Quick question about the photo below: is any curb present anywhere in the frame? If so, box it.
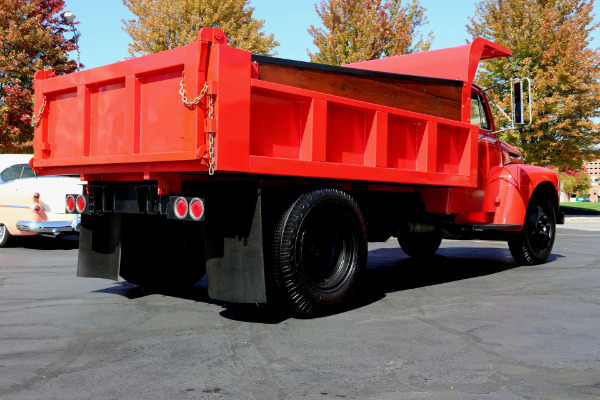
[560,206,600,216]
[564,216,600,222]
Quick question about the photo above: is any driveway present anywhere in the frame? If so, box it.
[1,219,599,399]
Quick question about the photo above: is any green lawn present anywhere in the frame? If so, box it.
[560,202,600,212]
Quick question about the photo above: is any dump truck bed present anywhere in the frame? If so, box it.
[33,28,480,188]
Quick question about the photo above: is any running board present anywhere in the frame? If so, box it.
[458,224,522,232]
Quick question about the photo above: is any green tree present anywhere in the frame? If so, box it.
[308,0,433,65]
[0,0,78,153]
[122,0,279,57]
[557,166,592,198]
[467,0,600,170]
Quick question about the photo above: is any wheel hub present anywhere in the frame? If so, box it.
[302,220,350,291]
[529,206,552,251]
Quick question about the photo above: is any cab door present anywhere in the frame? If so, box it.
[458,87,502,223]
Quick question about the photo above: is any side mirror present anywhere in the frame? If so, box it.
[484,77,533,133]
[513,80,524,125]
[511,78,531,127]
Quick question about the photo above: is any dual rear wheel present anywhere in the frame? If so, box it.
[116,188,369,318]
[271,188,368,317]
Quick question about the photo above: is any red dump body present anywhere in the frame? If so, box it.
[33,31,492,191]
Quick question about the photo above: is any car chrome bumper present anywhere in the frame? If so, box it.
[17,215,81,235]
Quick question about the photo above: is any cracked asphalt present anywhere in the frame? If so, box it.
[1,219,599,400]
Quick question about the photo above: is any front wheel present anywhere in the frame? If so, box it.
[0,224,11,248]
[272,188,367,317]
[508,196,556,265]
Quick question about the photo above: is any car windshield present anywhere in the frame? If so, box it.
[0,164,36,182]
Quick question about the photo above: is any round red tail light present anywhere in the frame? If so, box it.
[174,197,188,219]
[33,192,40,200]
[76,195,86,213]
[33,205,41,213]
[66,195,76,213]
[189,198,204,220]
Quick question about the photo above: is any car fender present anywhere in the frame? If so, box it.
[0,189,47,236]
[492,164,559,226]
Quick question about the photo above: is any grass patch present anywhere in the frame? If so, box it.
[560,202,600,212]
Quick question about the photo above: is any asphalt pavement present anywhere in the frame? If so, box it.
[0,218,599,399]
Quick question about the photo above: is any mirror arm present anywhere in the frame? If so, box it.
[522,77,533,128]
[482,77,533,134]
[483,83,503,92]
[484,92,514,129]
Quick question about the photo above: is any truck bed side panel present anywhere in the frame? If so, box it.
[34,42,210,169]
[247,79,479,187]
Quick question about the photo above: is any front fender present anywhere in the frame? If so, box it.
[493,164,559,226]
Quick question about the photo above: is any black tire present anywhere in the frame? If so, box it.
[397,231,442,257]
[508,195,556,265]
[0,224,11,248]
[272,188,367,317]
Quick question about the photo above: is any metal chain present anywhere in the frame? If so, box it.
[179,72,209,108]
[208,93,214,119]
[179,72,215,175]
[31,97,47,128]
[207,95,215,175]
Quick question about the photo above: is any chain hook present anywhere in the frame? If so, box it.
[31,97,47,128]
[179,72,209,108]
[207,95,215,175]
[179,72,215,175]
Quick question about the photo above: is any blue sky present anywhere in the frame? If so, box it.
[64,0,600,69]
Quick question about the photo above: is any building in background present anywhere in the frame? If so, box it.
[585,160,600,202]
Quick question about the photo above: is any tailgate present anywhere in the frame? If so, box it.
[32,28,238,177]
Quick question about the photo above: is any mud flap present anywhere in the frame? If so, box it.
[204,185,266,304]
[77,213,122,281]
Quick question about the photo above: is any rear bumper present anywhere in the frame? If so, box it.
[17,215,81,235]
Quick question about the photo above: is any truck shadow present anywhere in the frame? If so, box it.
[96,278,211,303]
[221,246,562,322]
[364,246,516,294]
[16,235,79,250]
[344,246,563,316]
[95,246,563,323]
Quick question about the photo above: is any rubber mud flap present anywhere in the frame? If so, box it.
[204,184,267,304]
[77,213,122,280]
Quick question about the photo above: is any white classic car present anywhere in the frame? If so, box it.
[0,154,84,247]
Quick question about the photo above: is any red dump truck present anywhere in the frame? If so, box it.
[32,28,563,316]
